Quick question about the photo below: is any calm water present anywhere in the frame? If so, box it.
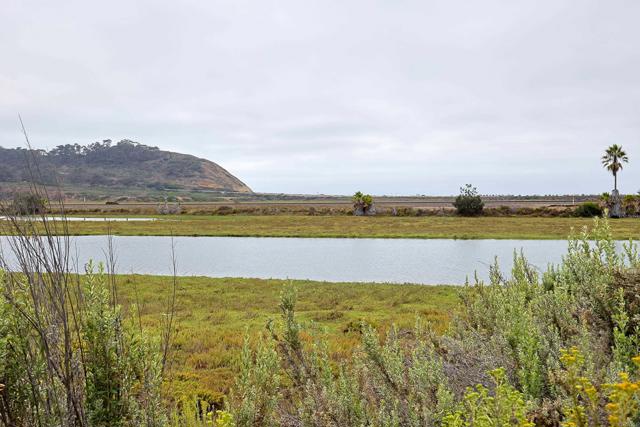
[0,235,585,284]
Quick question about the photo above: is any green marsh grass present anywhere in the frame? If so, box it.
[114,275,458,403]
[8,215,640,239]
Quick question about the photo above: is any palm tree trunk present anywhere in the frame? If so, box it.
[614,172,618,191]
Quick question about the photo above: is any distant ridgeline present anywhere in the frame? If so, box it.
[0,139,251,193]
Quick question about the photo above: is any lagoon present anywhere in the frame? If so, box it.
[0,235,590,284]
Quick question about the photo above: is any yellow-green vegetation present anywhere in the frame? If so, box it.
[8,214,640,239]
[559,347,640,427]
[114,275,458,403]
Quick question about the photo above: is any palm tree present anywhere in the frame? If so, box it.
[352,191,374,215]
[601,144,629,191]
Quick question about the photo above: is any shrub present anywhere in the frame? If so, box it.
[215,206,235,215]
[453,184,484,216]
[0,262,168,427]
[442,368,533,427]
[227,336,280,426]
[0,205,175,427]
[393,206,417,216]
[623,194,638,216]
[558,347,640,427]
[7,192,46,215]
[601,192,613,210]
[493,205,513,216]
[515,207,535,216]
[574,201,603,217]
[353,191,375,216]
[228,217,640,425]
[157,201,182,215]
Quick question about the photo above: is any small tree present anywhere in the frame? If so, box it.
[353,191,374,216]
[453,184,484,216]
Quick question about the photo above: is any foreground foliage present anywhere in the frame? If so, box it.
[0,202,173,427]
[0,264,166,427]
[3,209,640,426]
[226,217,640,426]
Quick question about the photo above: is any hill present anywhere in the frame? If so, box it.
[0,139,252,195]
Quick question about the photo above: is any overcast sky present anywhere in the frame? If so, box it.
[1,1,639,195]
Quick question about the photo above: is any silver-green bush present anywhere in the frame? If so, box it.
[0,263,166,427]
[229,217,640,426]
[0,204,173,427]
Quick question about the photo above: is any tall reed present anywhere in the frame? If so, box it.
[0,123,176,427]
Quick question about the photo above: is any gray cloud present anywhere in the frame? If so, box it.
[1,0,639,195]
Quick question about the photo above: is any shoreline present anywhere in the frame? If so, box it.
[2,214,639,240]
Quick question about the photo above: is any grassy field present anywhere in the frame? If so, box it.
[14,215,640,239]
[115,275,458,404]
